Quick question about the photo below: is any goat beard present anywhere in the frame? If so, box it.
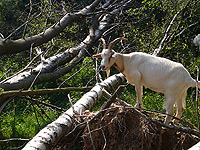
[106,69,110,77]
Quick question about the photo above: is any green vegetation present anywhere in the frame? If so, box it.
[0,0,199,149]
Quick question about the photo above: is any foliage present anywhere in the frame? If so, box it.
[0,0,199,149]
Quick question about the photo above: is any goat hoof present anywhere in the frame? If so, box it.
[172,119,179,125]
[134,104,144,109]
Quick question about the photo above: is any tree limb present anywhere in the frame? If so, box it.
[153,0,192,56]
[0,87,92,99]
[22,73,126,150]
[0,138,30,142]
[0,0,101,56]
[0,0,134,91]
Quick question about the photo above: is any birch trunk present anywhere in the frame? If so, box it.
[188,141,200,150]
[22,73,126,150]
[0,0,129,91]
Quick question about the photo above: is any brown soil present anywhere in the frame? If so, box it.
[55,104,199,150]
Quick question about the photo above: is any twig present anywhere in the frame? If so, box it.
[183,118,199,131]
[87,117,96,150]
[23,96,66,112]
[130,107,200,138]
[176,21,199,37]
[100,123,107,150]
[31,101,41,129]
[153,0,191,56]
[0,86,92,98]
[68,94,77,115]
[96,41,101,83]
[43,1,52,34]
[29,66,42,90]
[0,69,11,81]
[22,0,33,39]
[58,61,92,88]
[196,65,199,129]
[0,97,15,114]
[34,102,51,121]
[4,10,44,41]
[86,69,101,87]
[35,47,45,62]
[153,10,181,56]
[101,85,126,110]
[103,87,133,107]
[0,138,30,142]
[0,53,42,84]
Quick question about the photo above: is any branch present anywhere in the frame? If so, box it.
[0,138,30,142]
[131,107,200,138]
[153,11,181,56]
[153,0,192,56]
[0,52,42,84]
[101,85,126,110]
[23,97,67,112]
[0,0,134,91]
[0,87,92,99]
[0,0,101,56]
[22,73,126,150]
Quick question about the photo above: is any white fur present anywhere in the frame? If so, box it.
[97,51,200,124]
[193,34,200,47]
[193,34,200,50]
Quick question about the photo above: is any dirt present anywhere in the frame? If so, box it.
[55,104,199,150]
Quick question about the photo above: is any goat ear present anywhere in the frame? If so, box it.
[92,54,102,58]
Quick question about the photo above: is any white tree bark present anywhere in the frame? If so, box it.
[0,0,101,56]
[22,73,126,150]
[0,0,133,91]
[188,141,200,150]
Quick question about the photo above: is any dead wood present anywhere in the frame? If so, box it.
[83,106,199,150]
[55,93,200,150]
[22,73,126,150]
[0,0,101,56]
[0,86,92,99]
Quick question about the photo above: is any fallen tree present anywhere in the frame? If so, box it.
[1,0,199,149]
[0,0,101,56]
[79,105,199,150]
[22,72,200,149]
[22,73,126,150]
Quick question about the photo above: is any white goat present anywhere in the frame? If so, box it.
[93,37,200,125]
[193,34,200,50]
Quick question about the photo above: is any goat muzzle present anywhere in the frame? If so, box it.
[100,65,107,71]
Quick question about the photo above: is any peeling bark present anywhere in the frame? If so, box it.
[22,73,126,150]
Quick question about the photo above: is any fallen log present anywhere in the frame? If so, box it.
[22,73,126,150]
[0,86,92,99]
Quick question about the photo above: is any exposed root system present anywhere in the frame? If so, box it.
[55,104,199,150]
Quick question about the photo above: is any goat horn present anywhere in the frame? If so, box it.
[99,38,106,49]
[108,37,128,50]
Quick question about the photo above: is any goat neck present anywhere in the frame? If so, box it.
[112,53,125,73]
